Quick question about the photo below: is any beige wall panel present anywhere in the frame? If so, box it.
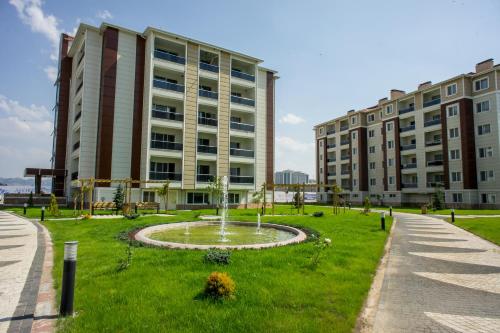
[217,51,231,177]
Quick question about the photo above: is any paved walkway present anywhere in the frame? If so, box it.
[0,212,43,333]
[372,213,500,332]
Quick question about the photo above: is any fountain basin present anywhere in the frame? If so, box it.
[134,221,307,250]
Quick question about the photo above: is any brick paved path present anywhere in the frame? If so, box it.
[0,212,43,333]
[372,213,500,333]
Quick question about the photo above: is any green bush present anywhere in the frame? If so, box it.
[312,211,324,217]
[204,272,235,299]
[204,249,231,265]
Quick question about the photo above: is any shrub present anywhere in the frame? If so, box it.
[204,272,235,299]
[204,249,231,265]
[124,214,139,220]
[81,214,92,220]
[312,211,324,217]
[310,237,332,269]
[48,194,60,216]
[363,197,371,214]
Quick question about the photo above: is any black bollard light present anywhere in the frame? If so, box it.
[134,204,138,214]
[389,206,393,217]
[60,241,78,316]
[23,203,27,215]
[348,202,351,210]
[380,212,386,231]
[451,208,455,223]
[41,206,45,222]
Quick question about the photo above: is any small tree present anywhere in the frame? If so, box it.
[252,183,266,215]
[363,196,371,214]
[156,181,170,212]
[206,177,223,215]
[332,185,342,215]
[48,194,60,216]
[71,190,80,216]
[27,191,34,207]
[432,186,445,211]
[113,184,125,213]
[293,191,303,211]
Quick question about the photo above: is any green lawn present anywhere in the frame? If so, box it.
[357,206,500,216]
[451,217,500,246]
[4,206,161,219]
[44,205,391,332]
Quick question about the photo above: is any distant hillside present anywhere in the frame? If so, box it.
[0,177,52,187]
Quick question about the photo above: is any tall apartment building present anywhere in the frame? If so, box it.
[314,59,500,208]
[274,170,309,185]
[52,23,277,208]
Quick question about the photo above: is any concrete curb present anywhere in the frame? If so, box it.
[355,214,398,333]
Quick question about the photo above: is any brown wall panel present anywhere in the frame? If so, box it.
[440,105,450,189]
[130,36,145,187]
[358,127,368,191]
[381,122,388,191]
[394,118,401,190]
[458,99,477,189]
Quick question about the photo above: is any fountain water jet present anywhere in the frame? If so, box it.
[219,176,229,242]
[256,213,262,234]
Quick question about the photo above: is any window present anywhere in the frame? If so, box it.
[319,127,324,135]
[478,124,491,135]
[385,104,393,115]
[142,191,155,202]
[386,122,393,131]
[197,164,210,175]
[388,158,394,167]
[228,193,240,204]
[198,138,210,146]
[474,77,489,91]
[451,171,462,182]
[369,146,376,154]
[352,132,357,140]
[187,192,209,204]
[446,83,457,96]
[319,141,323,147]
[479,170,494,182]
[389,193,396,198]
[449,128,459,138]
[447,104,459,117]
[353,163,357,171]
[369,162,376,170]
[478,147,493,158]
[319,167,323,174]
[351,116,357,125]
[481,193,496,204]
[352,148,357,155]
[388,176,395,185]
[476,100,490,113]
[452,193,463,203]
[353,179,357,187]
[388,140,394,149]
[450,149,461,160]
[370,178,376,186]
[368,129,375,138]
[368,113,375,122]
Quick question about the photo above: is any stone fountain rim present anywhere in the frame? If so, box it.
[134,221,307,250]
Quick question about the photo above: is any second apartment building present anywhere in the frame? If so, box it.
[315,59,500,208]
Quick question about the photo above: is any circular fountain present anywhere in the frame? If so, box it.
[134,176,307,250]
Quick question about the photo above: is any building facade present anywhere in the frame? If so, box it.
[274,170,309,185]
[314,59,500,208]
[52,23,277,208]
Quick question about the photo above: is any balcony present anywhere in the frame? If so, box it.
[75,81,83,95]
[231,95,255,107]
[400,144,416,151]
[198,116,218,127]
[197,174,215,183]
[72,141,80,152]
[327,129,336,135]
[74,111,82,123]
[340,155,350,161]
[424,118,441,127]
[327,158,336,162]
[340,125,349,132]
[71,172,78,180]
[77,52,85,67]
[197,145,217,154]
[399,106,415,115]
[401,183,418,188]
[230,148,254,158]
[327,144,336,149]
[400,124,416,132]
[423,98,441,108]
[199,62,219,73]
[427,182,444,188]
[427,160,443,167]
[154,49,185,65]
[199,89,218,100]
[425,140,441,147]
[150,140,183,151]
[328,172,336,176]
[231,70,255,82]
[340,139,350,146]
[402,163,417,169]
[341,170,350,175]
[153,79,185,93]
[230,121,255,132]
[152,109,184,122]
[149,171,182,181]
[230,175,254,184]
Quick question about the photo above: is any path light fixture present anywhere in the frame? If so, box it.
[23,203,27,215]
[60,241,78,316]
[380,212,386,231]
[451,209,455,223]
[41,206,45,222]
[389,206,392,217]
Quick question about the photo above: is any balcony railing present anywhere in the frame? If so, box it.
[230,148,254,158]
[153,79,185,93]
[401,183,418,188]
[327,129,336,135]
[72,141,80,152]
[427,160,443,167]
[341,170,350,175]
[402,163,417,169]
[340,139,350,146]
[231,95,255,107]
[199,62,219,73]
[231,70,255,82]
[340,155,350,160]
[327,158,336,162]
[424,118,441,127]
[328,172,336,176]
[152,109,184,122]
[400,144,416,151]
[154,49,186,64]
[230,175,254,184]
[71,172,78,180]
[150,140,183,151]
[399,106,415,115]
[427,181,444,188]
[75,81,83,95]
[340,125,349,131]
[400,124,416,132]
[149,171,182,181]
[327,144,336,149]
[198,116,218,126]
[74,111,81,123]
[423,98,441,108]
[77,52,85,67]
[197,145,217,154]
[199,89,218,99]
[197,174,215,183]
[425,140,441,147]
[230,121,255,132]
[341,186,352,191]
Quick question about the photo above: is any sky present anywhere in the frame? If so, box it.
[0,0,499,179]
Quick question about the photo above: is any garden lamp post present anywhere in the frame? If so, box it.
[41,206,45,222]
[60,241,78,316]
[380,212,386,231]
[451,209,455,223]
[23,203,27,215]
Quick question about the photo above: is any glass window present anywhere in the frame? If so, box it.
[187,192,209,204]
[446,83,457,96]
[474,77,489,91]
[476,100,490,113]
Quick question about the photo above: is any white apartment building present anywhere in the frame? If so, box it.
[274,170,309,185]
[52,23,277,209]
[314,59,500,208]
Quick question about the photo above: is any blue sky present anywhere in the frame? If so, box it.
[1,0,499,178]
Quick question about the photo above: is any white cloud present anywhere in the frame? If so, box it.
[275,136,315,177]
[279,113,305,125]
[96,10,113,20]
[276,136,314,153]
[10,0,61,60]
[44,65,57,82]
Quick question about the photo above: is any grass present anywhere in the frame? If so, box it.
[451,217,500,246]
[41,205,391,333]
[355,205,500,216]
[4,206,161,219]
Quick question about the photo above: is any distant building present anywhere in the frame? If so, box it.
[274,170,309,184]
